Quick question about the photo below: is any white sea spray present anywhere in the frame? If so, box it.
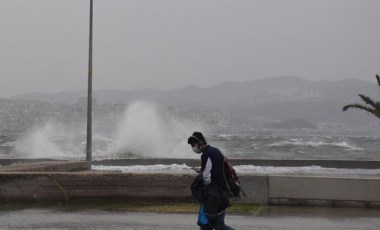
[103,101,206,159]
[14,100,206,159]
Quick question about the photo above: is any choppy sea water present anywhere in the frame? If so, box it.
[208,135,380,161]
[1,134,379,175]
[0,134,379,160]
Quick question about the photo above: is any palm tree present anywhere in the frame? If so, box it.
[342,75,380,119]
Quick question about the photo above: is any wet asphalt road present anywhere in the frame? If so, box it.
[1,206,380,230]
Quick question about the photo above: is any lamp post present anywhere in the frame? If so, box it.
[86,0,93,163]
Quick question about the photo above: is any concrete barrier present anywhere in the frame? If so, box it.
[2,158,380,169]
[2,171,380,207]
[268,175,380,207]
[238,175,268,204]
[0,172,195,202]
[0,159,54,166]
[1,160,380,207]
[0,161,90,172]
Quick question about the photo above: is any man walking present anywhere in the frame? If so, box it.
[188,131,235,230]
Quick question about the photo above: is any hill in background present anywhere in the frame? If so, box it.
[4,76,380,134]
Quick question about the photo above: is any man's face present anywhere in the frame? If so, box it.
[191,142,201,154]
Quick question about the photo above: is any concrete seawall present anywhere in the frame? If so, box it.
[268,175,380,207]
[0,161,90,172]
[1,160,380,207]
[0,172,194,202]
[3,158,380,169]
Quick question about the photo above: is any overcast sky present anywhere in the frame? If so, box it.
[0,0,379,97]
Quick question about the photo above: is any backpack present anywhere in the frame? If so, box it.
[222,155,246,198]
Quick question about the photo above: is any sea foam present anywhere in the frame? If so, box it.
[92,164,380,177]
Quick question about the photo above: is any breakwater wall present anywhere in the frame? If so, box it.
[0,160,380,207]
[0,172,194,202]
[2,158,380,169]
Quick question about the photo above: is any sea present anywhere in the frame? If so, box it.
[1,133,380,176]
[208,134,380,160]
[1,133,379,160]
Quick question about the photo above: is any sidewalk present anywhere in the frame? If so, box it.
[1,206,380,230]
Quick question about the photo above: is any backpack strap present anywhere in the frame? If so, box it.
[216,148,233,196]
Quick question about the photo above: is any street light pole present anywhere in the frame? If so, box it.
[86,0,93,163]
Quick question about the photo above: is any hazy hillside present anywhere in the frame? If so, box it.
[11,76,377,105]
[7,76,380,130]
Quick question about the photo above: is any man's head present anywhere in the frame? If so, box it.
[188,131,207,154]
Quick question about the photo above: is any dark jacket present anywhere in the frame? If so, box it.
[191,145,231,216]
[191,174,230,215]
[201,145,229,192]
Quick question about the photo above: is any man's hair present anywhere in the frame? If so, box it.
[187,131,207,145]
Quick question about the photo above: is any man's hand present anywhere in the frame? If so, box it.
[191,166,202,173]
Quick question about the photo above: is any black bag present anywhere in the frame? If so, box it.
[191,174,204,202]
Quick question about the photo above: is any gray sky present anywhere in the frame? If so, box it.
[0,0,379,97]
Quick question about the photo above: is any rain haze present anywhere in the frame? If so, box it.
[1,0,380,179]
[0,0,379,97]
[3,1,380,221]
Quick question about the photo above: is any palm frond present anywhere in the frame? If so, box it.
[358,94,376,108]
[342,103,375,114]
[374,102,380,118]
[342,74,380,120]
